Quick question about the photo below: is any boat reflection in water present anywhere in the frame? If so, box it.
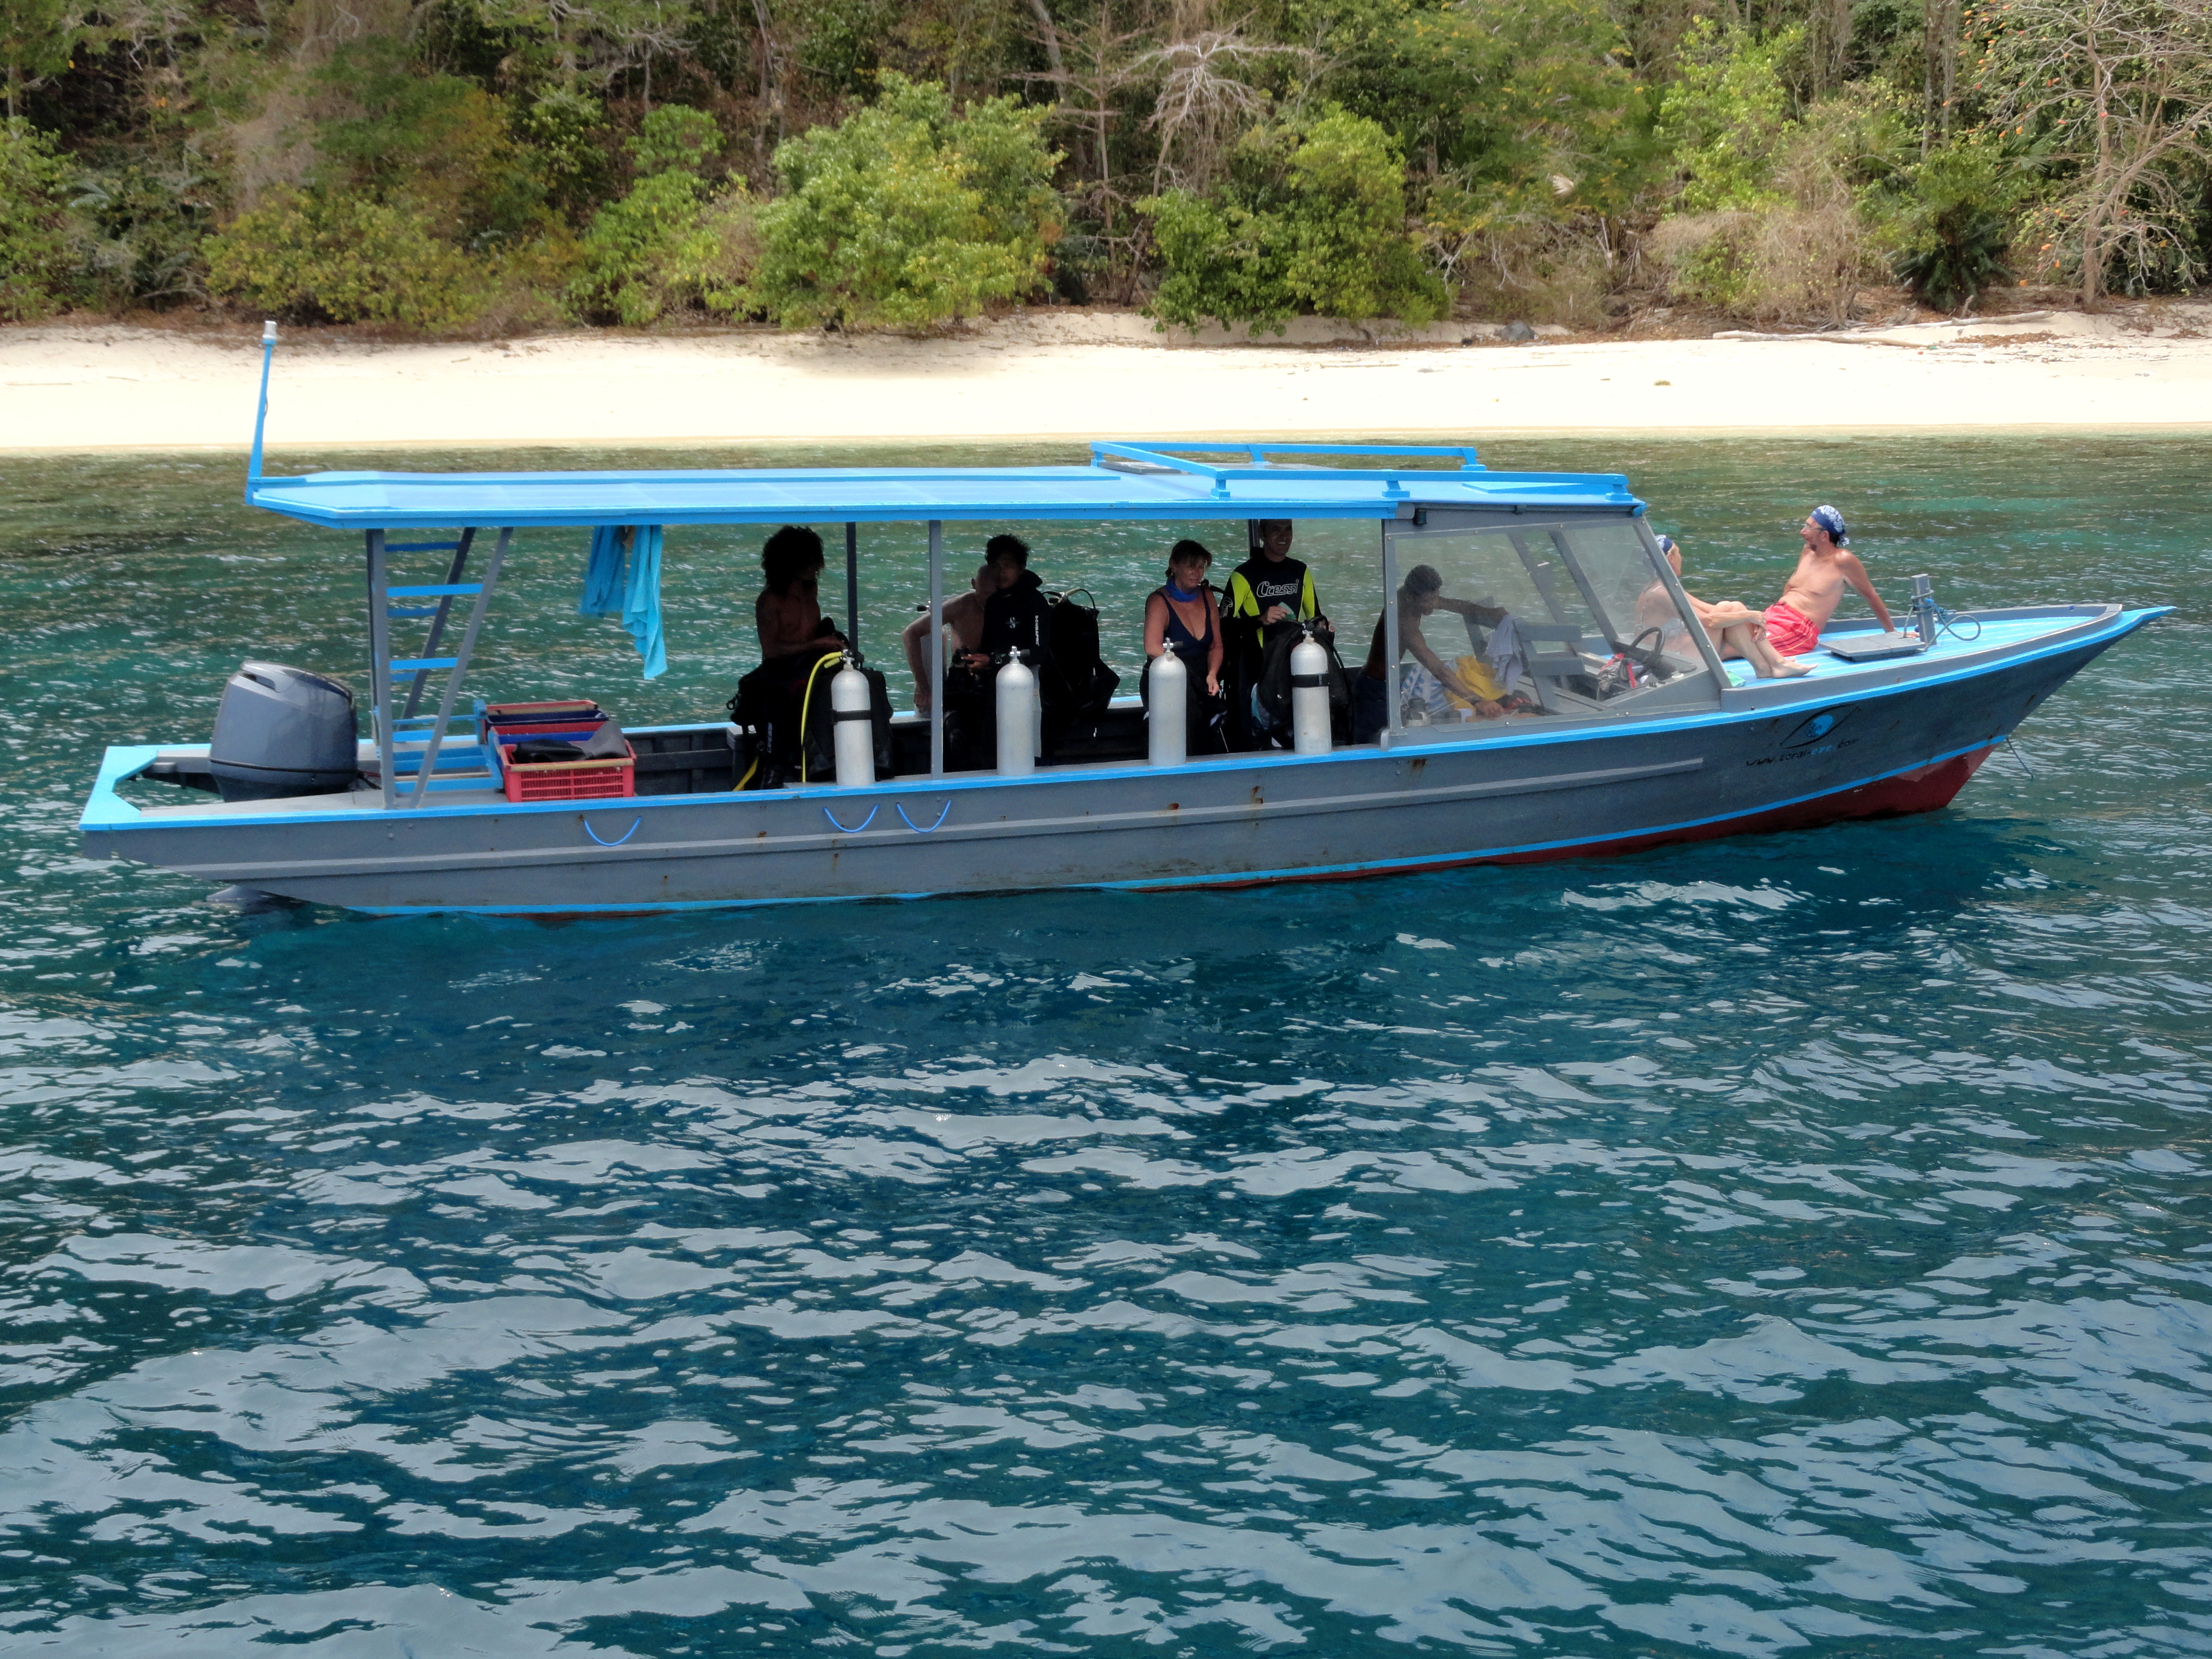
[77,346,2165,915]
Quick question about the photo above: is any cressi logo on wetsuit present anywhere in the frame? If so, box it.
[1227,557,1318,621]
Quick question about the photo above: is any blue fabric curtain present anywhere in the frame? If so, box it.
[579,525,667,680]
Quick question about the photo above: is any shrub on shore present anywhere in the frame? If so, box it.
[746,74,1062,330]
[1142,109,1445,334]
[0,118,77,321]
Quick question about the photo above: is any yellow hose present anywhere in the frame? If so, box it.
[796,650,844,783]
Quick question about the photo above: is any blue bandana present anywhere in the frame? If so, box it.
[1656,534,1676,555]
[1166,579,1202,603]
[1810,505,1848,545]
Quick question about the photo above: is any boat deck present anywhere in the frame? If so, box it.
[1720,614,2050,688]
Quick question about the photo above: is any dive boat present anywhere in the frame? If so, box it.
[77,336,2164,916]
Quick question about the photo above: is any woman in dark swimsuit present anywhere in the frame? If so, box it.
[1142,539,1227,754]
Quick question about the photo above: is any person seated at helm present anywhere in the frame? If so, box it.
[1353,564,1509,744]
[1225,519,1331,748]
[1143,539,1227,755]
[755,525,846,664]
[901,560,992,715]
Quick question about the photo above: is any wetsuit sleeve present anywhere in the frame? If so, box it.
[1227,572,1258,618]
[1300,569,1318,621]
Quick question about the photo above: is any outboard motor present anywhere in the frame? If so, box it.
[830,655,876,787]
[1290,627,1333,756]
[996,651,1038,779]
[208,662,359,802]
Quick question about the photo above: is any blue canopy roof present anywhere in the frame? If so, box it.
[244,442,1645,530]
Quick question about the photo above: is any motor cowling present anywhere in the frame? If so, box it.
[208,662,359,802]
[830,657,876,787]
[1147,649,1187,768]
[996,652,1037,778]
[1290,631,1333,756]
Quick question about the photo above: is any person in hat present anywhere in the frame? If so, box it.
[1762,505,1894,660]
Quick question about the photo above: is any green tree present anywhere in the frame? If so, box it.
[1891,132,2023,308]
[1655,20,1801,212]
[0,0,82,122]
[0,117,76,320]
[567,105,757,325]
[747,72,1062,329]
[1142,107,1447,331]
[204,191,489,330]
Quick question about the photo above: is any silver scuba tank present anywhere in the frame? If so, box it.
[1290,628,1332,756]
[997,652,1037,778]
[830,656,875,787]
[1148,648,1187,768]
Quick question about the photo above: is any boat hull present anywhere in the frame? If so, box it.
[82,613,2143,915]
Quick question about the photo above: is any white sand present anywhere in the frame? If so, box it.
[4,308,2209,453]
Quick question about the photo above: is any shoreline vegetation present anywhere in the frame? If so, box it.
[5,0,2211,352]
[6,304,2209,452]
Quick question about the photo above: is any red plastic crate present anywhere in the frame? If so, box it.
[501,744,635,803]
[492,710,636,803]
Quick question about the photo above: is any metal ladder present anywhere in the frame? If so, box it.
[365,527,512,808]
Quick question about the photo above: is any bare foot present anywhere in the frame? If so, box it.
[1774,659,1812,678]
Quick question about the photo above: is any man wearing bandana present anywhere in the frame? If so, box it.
[1764,505,1894,660]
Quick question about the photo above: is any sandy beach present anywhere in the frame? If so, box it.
[5,307,2209,453]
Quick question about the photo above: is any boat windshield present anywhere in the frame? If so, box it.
[1385,518,1713,718]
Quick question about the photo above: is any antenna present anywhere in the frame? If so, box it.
[245,320,277,502]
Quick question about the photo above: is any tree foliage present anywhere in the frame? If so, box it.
[1142,107,1446,331]
[0,117,76,319]
[6,0,2212,333]
[747,72,1061,329]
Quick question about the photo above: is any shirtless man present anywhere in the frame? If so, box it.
[1764,505,1893,660]
[754,525,846,662]
[901,561,991,714]
[1644,535,1808,678]
[1353,564,1509,742]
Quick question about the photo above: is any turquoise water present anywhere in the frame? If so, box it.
[0,436,2206,1656]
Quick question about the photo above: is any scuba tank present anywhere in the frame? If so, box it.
[1290,627,1333,756]
[1148,648,1187,768]
[830,655,876,787]
[996,651,1038,778]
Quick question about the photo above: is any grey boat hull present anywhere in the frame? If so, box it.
[81,607,2154,915]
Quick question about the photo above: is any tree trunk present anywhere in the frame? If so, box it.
[1027,0,1068,101]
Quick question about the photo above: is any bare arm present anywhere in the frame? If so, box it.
[1143,592,1169,658]
[1839,553,1894,631]
[901,611,935,711]
[1404,612,1498,714]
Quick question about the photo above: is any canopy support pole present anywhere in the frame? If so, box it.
[401,527,509,811]
[1380,523,1401,749]
[928,520,944,778]
[366,529,395,808]
[844,522,859,656]
[402,527,476,719]
[1631,517,1731,684]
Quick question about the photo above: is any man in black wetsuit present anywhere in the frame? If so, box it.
[952,534,1055,766]
[970,535,1053,671]
[1224,519,1329,747]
